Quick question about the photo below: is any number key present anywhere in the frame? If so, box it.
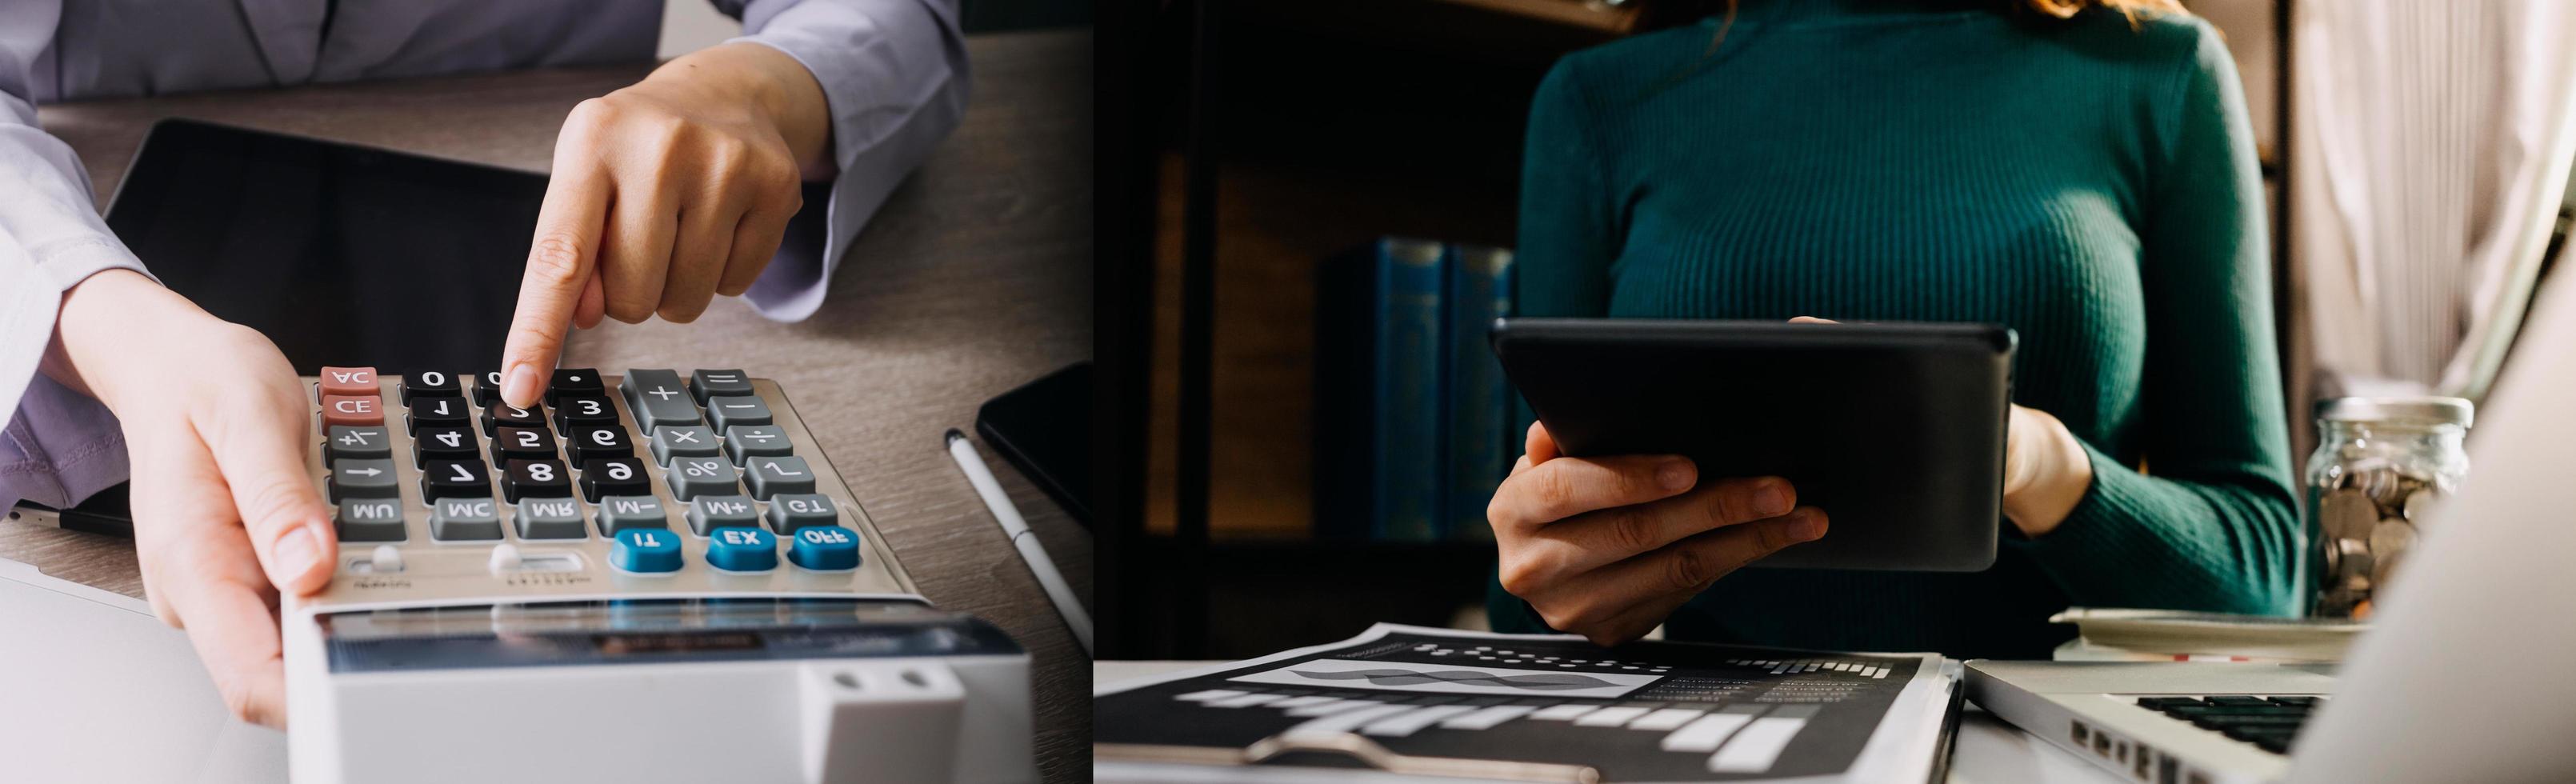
[473,370,507,407]
[407,395,472,433]
[553,395,618,433]
[579,457,651,502]
[568,426,632,465]
[504,458,572,502]
[420,458,493,501]
[491,426,558,464]
[400,370,463,405]
[413,425,478,464]
[484,401,546,436]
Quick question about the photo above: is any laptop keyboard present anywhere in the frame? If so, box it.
[2135,695,2325,754]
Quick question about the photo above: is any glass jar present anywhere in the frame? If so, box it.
[2307,397,2472,618]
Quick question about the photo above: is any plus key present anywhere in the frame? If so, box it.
[619,368,702,434]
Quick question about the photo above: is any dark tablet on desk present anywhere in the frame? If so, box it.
[16,118,547,534]
[1490,318,2014,572]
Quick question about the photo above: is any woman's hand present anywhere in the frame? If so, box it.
[1488,422,1827,646]
[44,270,336,727]
[496,42,834,408]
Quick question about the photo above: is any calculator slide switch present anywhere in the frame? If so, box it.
[610,530,682,574]
[369,545,404,573]
[706,527,778,572]
[789,526,862,571]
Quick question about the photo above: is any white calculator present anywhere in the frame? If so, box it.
[282,366,1035,783]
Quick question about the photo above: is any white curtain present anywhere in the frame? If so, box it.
[2293,0,2576,402]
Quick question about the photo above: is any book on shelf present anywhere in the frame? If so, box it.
[1314,238,1520,543]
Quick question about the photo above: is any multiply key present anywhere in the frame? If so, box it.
[318,366,378,398]
[619,369,701,434]
[650,426,721,466]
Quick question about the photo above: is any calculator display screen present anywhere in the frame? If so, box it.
[104,118,545,376]
[314,599,1022,674]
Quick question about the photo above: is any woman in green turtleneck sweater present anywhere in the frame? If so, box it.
[1484,0,2300,659]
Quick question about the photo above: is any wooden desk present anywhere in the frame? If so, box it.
[0,28,1093,784]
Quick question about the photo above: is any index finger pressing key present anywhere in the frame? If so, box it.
[498,162,612,409]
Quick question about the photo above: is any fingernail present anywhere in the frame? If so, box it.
[1791,512,1828,541]
[1658,460,1694,491]
[503,362,542,406]
[1753,481,1792,517]
[274,524,326,578]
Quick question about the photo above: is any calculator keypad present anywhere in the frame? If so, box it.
[307,367,891,598]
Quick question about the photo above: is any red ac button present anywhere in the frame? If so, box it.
[318,366,378,398]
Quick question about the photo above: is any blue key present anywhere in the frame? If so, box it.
[610,529,682,574]
[789,526,862,571]
[705,526,778,572]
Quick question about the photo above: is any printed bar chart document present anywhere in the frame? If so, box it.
[1097,624,1962,783]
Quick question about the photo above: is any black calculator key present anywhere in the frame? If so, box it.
[569,426,634,465]
[553,395,619,433]
[407,395,473,433]
[546,368,605,407]
[484,401,546,436]
[413,425,479,464]
[492,426,559,463]
[504,458,573,502]
[579,457,652,502]
[473,370,507,407]
[400,370,464,405]
[420,458,494,501]
[690,369,754,404]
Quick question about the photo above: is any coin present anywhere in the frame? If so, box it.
[2334,538,2373,582]
[2322,489,2378,539]
[2402,489,2439,523]
[2369,518,2418,588]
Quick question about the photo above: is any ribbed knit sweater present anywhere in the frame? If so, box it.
[1489,0,2301,658]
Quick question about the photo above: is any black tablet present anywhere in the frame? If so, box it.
[1490,318,2014,572]
[18,119,546,534]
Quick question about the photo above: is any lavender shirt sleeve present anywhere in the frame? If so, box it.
[0,1,152,512]
[719,0,969,321]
